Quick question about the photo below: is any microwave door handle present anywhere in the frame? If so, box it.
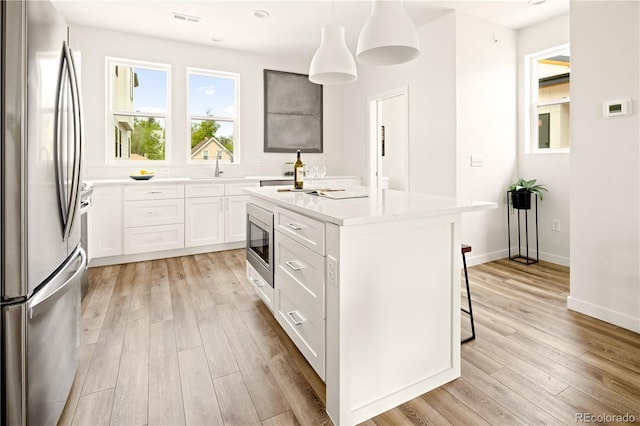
[54,42,69,235]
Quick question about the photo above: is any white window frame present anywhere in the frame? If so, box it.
[187,67,240,164]
[105,57,172,165]
[524,43,570,154]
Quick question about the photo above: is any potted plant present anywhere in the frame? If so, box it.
[509,178,547,210]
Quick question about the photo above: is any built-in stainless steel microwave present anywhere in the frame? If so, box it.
[246,203,274,287]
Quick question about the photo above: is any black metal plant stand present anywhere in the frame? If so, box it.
[507,191,539,265]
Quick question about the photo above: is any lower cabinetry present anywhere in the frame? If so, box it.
[89,185,123,258]
[184,181,257,248]
[247,262,274,311]
[123,223,185,254]
[123,184,185,255]
[90,179,259,262]
[273,207,327,380]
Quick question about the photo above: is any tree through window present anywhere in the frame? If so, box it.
[188,69,239,163]
[108,58,170,161]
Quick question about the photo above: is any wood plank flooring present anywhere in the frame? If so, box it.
[60,250,640,425]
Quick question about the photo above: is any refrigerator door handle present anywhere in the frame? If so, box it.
[66,46,83,239]
[28,246,86,320]
[55,41,83,241]
[62,41,81,240]
[54,41,68,234]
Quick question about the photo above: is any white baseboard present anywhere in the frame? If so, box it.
[465,249,508,267]
[567,296,640,333]
[539,251,570,267]
[466,248,569,267]
[89,241,245,267]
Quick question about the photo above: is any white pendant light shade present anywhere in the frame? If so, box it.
[309,25,358,85]
[356,0,420,66]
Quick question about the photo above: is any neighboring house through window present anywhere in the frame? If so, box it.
[525,44,570,153]
[188,68,239,163]
[107,57,170,162]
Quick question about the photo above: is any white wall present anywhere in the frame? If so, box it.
[568,1,639,332]
[517,13,571,266]
[339,12,458,197]
[70,25,344,179]
[339,11,517,265]
[455,12,517,265]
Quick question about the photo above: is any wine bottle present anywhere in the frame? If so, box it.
[294,150,304,189]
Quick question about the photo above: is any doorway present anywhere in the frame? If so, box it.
[368,87,409,191]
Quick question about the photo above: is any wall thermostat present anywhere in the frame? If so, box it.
[603,99,632,118]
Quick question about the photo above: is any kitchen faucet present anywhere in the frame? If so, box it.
[214,147,234,177]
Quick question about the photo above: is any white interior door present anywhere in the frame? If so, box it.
[369,87,409,191]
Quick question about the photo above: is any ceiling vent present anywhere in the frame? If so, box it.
[173,12,201,23]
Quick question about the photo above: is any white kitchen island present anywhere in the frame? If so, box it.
[245,186,496,425]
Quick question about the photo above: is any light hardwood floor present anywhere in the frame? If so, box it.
[60,250,640,425]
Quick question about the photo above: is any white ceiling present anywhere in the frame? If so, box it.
[52,0,569,59]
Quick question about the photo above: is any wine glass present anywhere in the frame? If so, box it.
[317,165,326,188]
[307,165,318,189]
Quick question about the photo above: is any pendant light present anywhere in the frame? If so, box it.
[309,24,358,85]
[356,0,420,66]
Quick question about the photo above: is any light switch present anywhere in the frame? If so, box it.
[470,155,484,167]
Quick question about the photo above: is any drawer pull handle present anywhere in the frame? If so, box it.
[251,278,264,288]
[285,223,303,231]
[285,260,304,271]
[287,310,306,325]
[147,210,163,215]
[148,191,163,195]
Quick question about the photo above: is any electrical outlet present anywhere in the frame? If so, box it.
[160,168,170,175]
[327,255,338,288]
[552,219,561,232]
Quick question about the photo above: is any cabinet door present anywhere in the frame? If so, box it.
[185,197,224,247]
[90,185,123,258]
[225,195,249,242]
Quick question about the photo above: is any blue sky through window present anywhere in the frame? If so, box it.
[188,73,236,118]
[132,67,167,113]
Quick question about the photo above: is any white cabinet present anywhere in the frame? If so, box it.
[247,262,274,311]
[90,179,260,262]
[123,184,185,255]
[273,207,327,380]
[184,181,259,248]
[185,196,224,247]
[90,185,123,258]
[225,195,249,242]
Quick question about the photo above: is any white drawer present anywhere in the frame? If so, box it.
[123,223,184,254]
[185,183,225,198]
[124,199,184,228]
[247,263,274,312]
[124,184,184,200]
[275,287,325,380]
[225,181,259,196]
[275,231,324,318]
[275,207,325,255]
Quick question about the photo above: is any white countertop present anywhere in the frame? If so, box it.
[86,177,254,186]
[245,186,497,226]
[86,175,359,186]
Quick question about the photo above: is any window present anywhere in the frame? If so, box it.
[107,58,170,162]
[188,68,239,163]
[525,44,570,153]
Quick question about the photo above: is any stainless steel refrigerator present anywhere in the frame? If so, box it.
[1,0,86,424]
